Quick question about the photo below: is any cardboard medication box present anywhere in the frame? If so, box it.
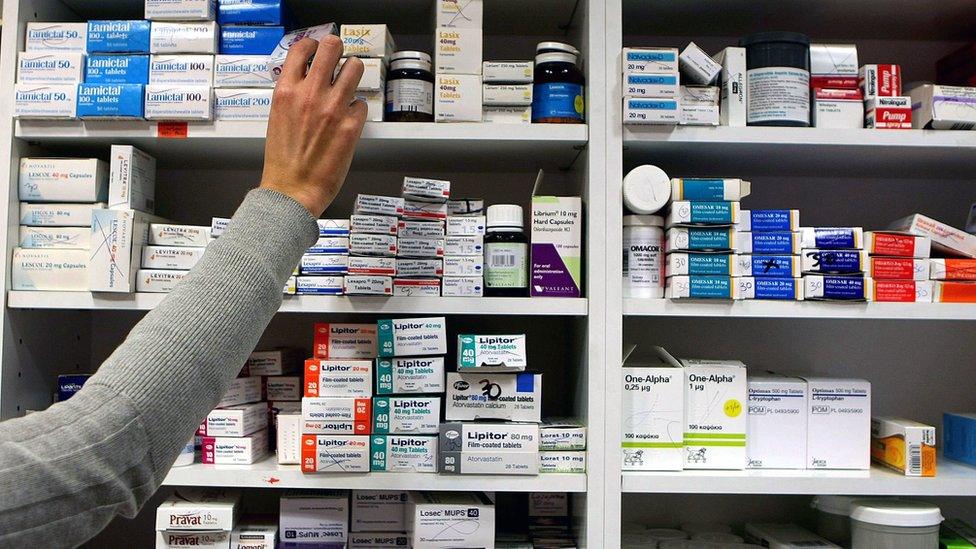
[300,435,370,473]
[17,52,86,84]
[76,83,145,118]
[623,47,679,74]
[303,359,373,397]
[483,83,533,106]
[302,397,371,427]
[264,376,301,401]
[864,231,931,258]
[444,256,483,276]
[355,194,405,217]
[200,402,268,437]
[219,26,284,56]
[865,96,912,129]
[21,202,103,227]
[445,372,542,422]
[344,275,393,296]
[871,416,936,477]
[145,0,215,21]
[87,20,152,54]
[859,63,902,99]
[85,55,150,84]
[26,22,88,52]
[268,24,339,80]
[403,199,448,221]
[441,276,484,297]
[11,248,89,291]
[372,397,441,435]
[623,97,679,124]
[623,73,679,98]
[215,375,262,407]
[672,177,751,201]
[90,208,166,292]
[804,274,866,301]
[214,55,274,87]
[397,237,444,258]
[348,534,413,548]
[406,492,494,548]
[309,236,350,255]
[539,451,586,473]
[890,213,976,258]
[279,492,349,542]
[19,227,90,250]
[149,54,214,85]
[398,220,445,239]
[141,245,205,270]
[665,275,736,299]
[712,47,746,127]
[14,84,77,119]
[804,377,871,469]
[540,418,586,451]
[349,233,397,256]
[248,348,300,376]
[434,0,483,27]
[341,24,395,58]
[747,375,807,469]
[111,145,156,213]
[230,522,277,549]
[439,422,539,475]
[679,42,722,85]
[865,278,933,303]
[435,74,482,122]
[483,60,533,83]
[909,83,976,130]
[531,194,583,297]
[155,531,229,548]
[402,177,451,203]
[799,227,863,249]
[865,257,928,280]
[156,489,240,531]
[943,412,976,467]
[446,216,486,235]
[681,358,748,470]
[144,85,213,120]
[393,278,441,297]
[370,435,439,473]
[215,88,273,120]
[666,201,740,227]
[483,106,531,124]
[679,104,720,126]
[435,27,482,74]
[930,258,976,280]
[457,334,528,372]
[810,43,859,88]
[314,323,378,359]
[377,317,447,357]
[200,428,268,465]
[348,257,395,276]
[813,88,864,129]
[621,347,684,471]
[149,224,209,247]
[801,249,868,274]
[396,258,443,277]
[376,357,446,395]
[350,214,398,235]
[351,490,408,532]
[150,21,218,54]
[439,448,539,476]
[136,269,187,292]
[19,158,108,202]
[217,0,286,25]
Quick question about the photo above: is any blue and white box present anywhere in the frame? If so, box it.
[317,219,350,237]
[144,0,216,21]
[14,84,77,118]
[799,227,864,250]
[219,26,284,55]
[665,275,735,299]
[736,254,801,278]
[737,209,801,232]
[17,52,86,84]
[803,274,866,300]
[622,47,679,74]
[297,276,344,295]
[666,227,738,252]
[144,85,213,120]
[801,249,868,274]
[218,0,287,25]
[308,237,350,255]
[740,232,802,254]
[671,178,751,202]
[26,22,88,52]
[624,97,679,124]
[736,277,803,300]
[623,73,679,98]
[214,88,272,120]
[76,83,145,118]
[87,20,152,54]
[85,55,150,84]
[150,21,218,54]
[666,201,740,227]
[149,55,214,85]
[666,253,800,278]
[300,254,348,275]
[58,374,91,401]
[944,413,976,468]
[214,55,273,87]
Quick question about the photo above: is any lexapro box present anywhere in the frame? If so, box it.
[445,372,542,422]
[90,208,166,292]
[377,317,447,357]
[279,492,349,543]
[803,377,871,469]
[621,346,684,471]
[406,492,495,549]
[351,490,408,532]
[747,375,807,469]
[156,489,240,531]
[680,357,748,470]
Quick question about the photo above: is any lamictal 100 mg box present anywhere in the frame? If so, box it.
[150,21,218,54]
[149,54,214,85]
[144,85,213,120]
[85,55,150,84]
[145,0,216,21]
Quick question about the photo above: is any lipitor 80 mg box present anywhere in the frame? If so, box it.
[303,359,372,397]
[314,323,378,359]
[747,375,807,469]
[377,317,447,357]
[19,158,108,203]
[351,490,407,532]
[439,422,539,453]
[681,357,748,470]
[376,357,446,395]
[156,489,240,531]
[804,377,871,469]
[439,449,539,475]
[370,435,438,473]
[445,372,542,422]
[26,22,88,52]
[621,346,684,471]
[457,334,527,372]
[372,397,441,435]
[17,52,86,84]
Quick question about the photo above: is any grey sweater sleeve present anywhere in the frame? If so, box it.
[0,188,317,548]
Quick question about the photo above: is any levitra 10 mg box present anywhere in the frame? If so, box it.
[377,317,447,357]
[372,397,441,435]
[370,435,438,473]
[681,357,747,470]
[621,346,684,471]
[376,356,446,394]
[457,334,527,372]
[300,435,370,473]
[111,145,156,213]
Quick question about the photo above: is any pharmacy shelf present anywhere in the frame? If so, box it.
[15,121,588,170]
[622,126,976,177]
[162,457,588,492]
[6,291,588,316]
[622,298,976,320]
[622,460,976,496]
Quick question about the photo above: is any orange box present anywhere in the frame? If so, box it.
[303,359,372,397]
[300,434,370,473]
[871,417,936,477]
[313,323,377,359]
[934,280,976,303]
[930,259,976,281]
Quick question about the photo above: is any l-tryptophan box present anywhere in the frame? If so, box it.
[84,55,150,84]
[214,88,273,120]
[87,20,152,53]
[149,224,209,247]
[406,492,495,549]
[150,21,218,54]
[26,22,88,52]
[215,375,262,407]
[21,202,104,227]
[77,83,145,118]
[747,375,807,469]
[149,54,214,85]
[351,490,408,532]
[303,359,373,397]
[19,226,90,249]
[377,317,447,357]
[136,269,187,292]
[540,418,586,451]
[456,334,527,372]
[17,52,86,84]
[539,451,586,473]
[621,346,684,471]
[90,208,166,292]
[214,55,273,87]
[803,377,871,469]
[11,248,89,291]
[370,435,438,473]
[110,145,156,213]
[300,435,370,473]
[19,157,108,202]
[144,85,213,120]
[279,492,349,542]
[681,357,748,470]
[156,489,240,531]
[200,401,267,437]
[445,372,542,422]
[200,428,268,464]
[376,357,446,395]
[145,0,216,21]
[14,84,77,118]
[372,397,441,435]
[314,323,378,359]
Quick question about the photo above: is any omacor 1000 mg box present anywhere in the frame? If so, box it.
[681,357,748,470]
[621,346,684,471]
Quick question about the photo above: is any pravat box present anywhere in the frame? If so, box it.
[351,490,407,532]
[155,531,229,548]
[303,359,372,397]
[747,375,807,469]
[372,397,441,435]
[200,428,268,465]
[377,317,447,357]
[19,157,108,202]
[314,323,378,359]
[804,377,871,470]
[370,435,438,473]
[680,357,747,470]
[156,489,240,531]
[300,435,370,473]
[444,372,542,422]
[376,357,446,395]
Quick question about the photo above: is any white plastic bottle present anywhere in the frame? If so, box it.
[623,215,664,298]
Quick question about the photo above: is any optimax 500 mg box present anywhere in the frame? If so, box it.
[747,375,807,469]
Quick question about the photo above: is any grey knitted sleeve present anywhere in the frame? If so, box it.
[0,188,318,548]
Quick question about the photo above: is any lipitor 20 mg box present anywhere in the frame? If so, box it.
[303,359,372,397]
[314,323,378,359]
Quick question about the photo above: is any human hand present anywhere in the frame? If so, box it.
[260,35,367,217]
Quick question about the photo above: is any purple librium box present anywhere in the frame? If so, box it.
[530,196,583,298]
[531,243,581,297]
[58,374,91,401]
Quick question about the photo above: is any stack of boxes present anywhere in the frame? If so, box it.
[860,63,910,129]
[15,22,86,118]
[396,178,451,296]
[523,493,577,547]
[155,489,242,548]
[349,491,411,547]
[213,0,282,120]
[441,333,543,475]
[217,0,286,57]
[340,24,395,122]
[862,231,933,302]
[622,47,680,125]
[347,194,400,296]
[248,348,303,453]
[79,20,152,119]
[676,42,721,126]
[443,212,485,298]
[138,221,210,292]
[732,207,803,300]
[297,218,351,296]
[809,43,863,129]
[482,60,534,124]
[539,418,587,474]
[197,366,270,465]
[801,227,868,300]
[893,212,976,303]
[434,0,483,122]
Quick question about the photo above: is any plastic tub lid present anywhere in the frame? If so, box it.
[739,31,810,47]
[623,164,671,214]
[535,52,578,66]
[537,41,580,56]
[850,499,944,527]
[623,215,663,227]
[811,495,859,516]
[391,50,431,63]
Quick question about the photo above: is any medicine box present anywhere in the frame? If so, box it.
[145,0,215,21]
[310,236,351,255]
[76,83,145,118]
[21,202,104,227]
[434,0,484,28]
[393,278,441,297]
[679,104,720,126]
[210,217,229,237]
[301,254,347,275]
[57,374,90,401]
[348,534,412,548]
[736,277,803,301]
[141,245,205,270]
[623,47,679,74]
[156,489,240,531]
[623,97,679,124]
[377,317,446,357]
[801,249,868,274]
[679,358,747,470]
[215,88,273,120]
[144,85,213,120]
[865,257,928,281]
[219,26,284,56]
[279,492,350,542]
[890,213,976,258]
[909,83,976,130]
[944,413,976,467]
[355,195,405,217]
[150,54,214,85]
[370,435,438,473]
[744,523,838,549]
[218,0,286,25]
[679,42,721,85]
[443,256,483,277]
[268,24,339,80]
[747,375,807,469]
[17,52,85,84]
[396,259,444,278]
[200,428,268,465]
[539,451,586,473]
[402,177,451,203]
[540,418,587,451]
[296,275,341,295]
[864,231,931,258]
[351,490,408,532]
[446,216,486,236]
[810,43,859,88]
[483,106,531,124]
[483,83,533,106]
[435,74,482,122]
[317,219,350,237]
[403,200,449,221]
[376,357,446,395]
[865,278,933,302]
[680,85,720,105]
[804,275,866,301]
[87,20,152,54]
[215,375,262,407]
[441,275,484,297]
[214,55,273,87]
[712,47,746,127]
[439,448,539,475]
[439,422,539,453]
[26,22,88,52]
[248,348,300,376]
[529,493,568,517]
[110,145,156,213]
[19,226,89,250]
[623,73,679,98]
[813,88,864,129]
[443,235,482,256]
[350,214,398,235]
[84,54,149,84]
[200,402,267,437]
[483,61,533,83]
[859,64,902,99]
[14,84,77,118]
[314,323,377,359]
[344,275,393,296]
[372,397,441,435]
[12,248,88,291]
[930,258,976,280]
[457,334,527,372]
[347,257,395,276]
[150,21,218,54]
[302,397,371,426]
[444,372,542,422]
[90,208,165,292]
[230,522,277,549]
[665,275,735,299]
[341,24,395,59]
[407,492,494,548]
[871,416,936,477]
[300,435,370,473]
[303,359,372,397]
[531,194,582,297]
[804,377,871,469]
[671,178,751,202]
[19,157,108,203]
[799,227,863,250]
[666,201,740,227]
[149,224,209,247]
[264,376,301,401]
[155,531,229,548]
[865,96,912,129]
[736,210,800,232]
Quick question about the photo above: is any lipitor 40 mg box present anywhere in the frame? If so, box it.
[19,157,108,202]
[370,435,438,473]
[377,317,447,357]
[372,397,441,435]
[303,359,373,397]
[376,357,446,395]
[457,334,527,372]
[314,323,378,359]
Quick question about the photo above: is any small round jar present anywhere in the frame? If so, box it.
[385,51,434,122]
[532,45,585,124]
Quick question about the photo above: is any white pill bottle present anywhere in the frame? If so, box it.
[623,215,665,298]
